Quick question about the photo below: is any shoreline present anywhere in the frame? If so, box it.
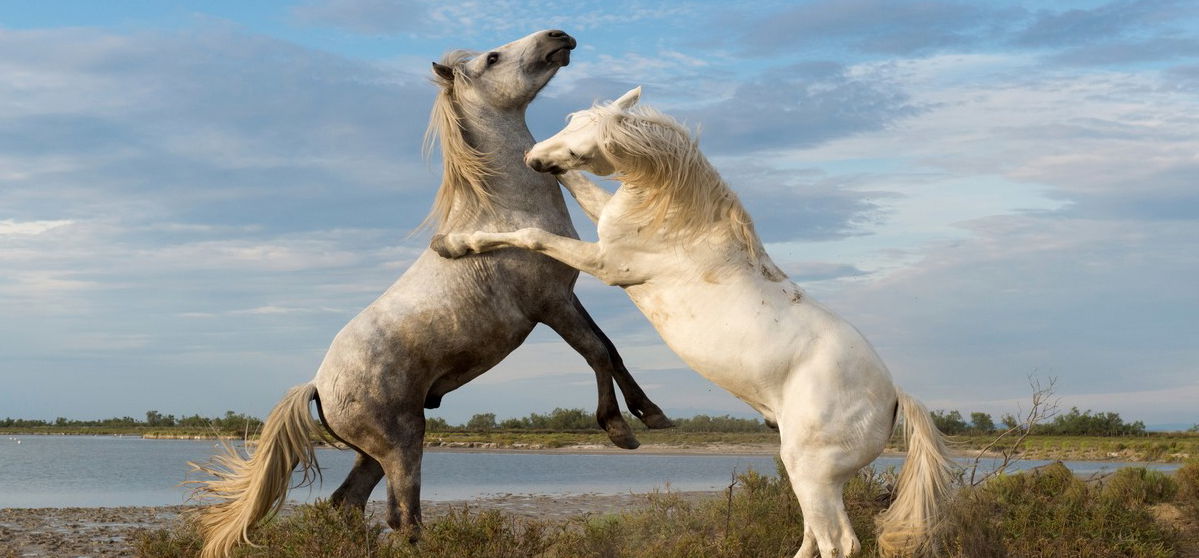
[5,431,1191,462]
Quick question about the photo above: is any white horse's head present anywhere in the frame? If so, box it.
[432,29,576,111]
[525,86,642,176]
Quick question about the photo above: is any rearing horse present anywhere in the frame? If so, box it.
[190,33,672,558]
[433,87,957,558]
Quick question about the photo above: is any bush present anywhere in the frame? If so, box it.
[1176,460,1199,517]
[939,463,1175,558]
[1101,468,1176,506]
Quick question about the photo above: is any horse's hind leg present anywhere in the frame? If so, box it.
[375,410,426,541]
[780,442,861,558]
[570,295,673,429]
[330,451,383,512]
[541,300,639,449]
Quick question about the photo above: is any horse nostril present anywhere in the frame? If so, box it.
[547,30,576,48]
[527,158,545,172]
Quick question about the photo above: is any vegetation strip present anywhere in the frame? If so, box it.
[124,460,1199,558]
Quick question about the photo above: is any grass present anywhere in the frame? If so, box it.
[134,460,1198,558]
[948,433,1199,463]
[1177,460,1199,517]
[425,430,781,449]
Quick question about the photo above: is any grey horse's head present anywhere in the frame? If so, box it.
[431,29,576,111]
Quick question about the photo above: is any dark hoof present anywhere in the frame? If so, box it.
[640,412,675,430]
[605,418,640,450]
[429,234,451,258]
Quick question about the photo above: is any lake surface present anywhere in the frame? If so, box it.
[0,435,1181,508]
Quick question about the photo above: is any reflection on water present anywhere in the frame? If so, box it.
[0,435,1180,508]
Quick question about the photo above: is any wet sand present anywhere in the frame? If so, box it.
[0,491,720,558]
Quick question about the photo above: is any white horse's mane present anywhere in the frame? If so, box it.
[593,102,771,265]
[422,50,494,231]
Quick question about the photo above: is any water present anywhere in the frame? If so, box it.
[0,435,1181,508]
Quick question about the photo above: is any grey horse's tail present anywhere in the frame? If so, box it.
[188,383,324,558]
[875,388,956,557]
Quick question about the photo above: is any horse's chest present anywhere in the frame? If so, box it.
[629,283,771,382]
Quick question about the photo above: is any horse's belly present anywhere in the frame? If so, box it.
[628,282,803,406]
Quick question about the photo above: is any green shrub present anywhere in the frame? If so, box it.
[1176,460,1199,517]
[1102,467,1177,505]
[939,463,1175,558]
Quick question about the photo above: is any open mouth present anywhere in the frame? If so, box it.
[545,47,572,66]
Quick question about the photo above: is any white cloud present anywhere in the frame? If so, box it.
[230,305,344,315]
[0,219,73,236]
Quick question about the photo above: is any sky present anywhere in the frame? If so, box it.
[1,0,1197,429]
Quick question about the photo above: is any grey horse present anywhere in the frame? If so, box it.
[190,29,672,558]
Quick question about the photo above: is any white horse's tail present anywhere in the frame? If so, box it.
[188,383,324,558]
[876,388,956,557]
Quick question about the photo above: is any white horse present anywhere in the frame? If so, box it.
[432,87,956,557]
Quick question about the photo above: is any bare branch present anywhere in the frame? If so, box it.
[968,375,1059,486]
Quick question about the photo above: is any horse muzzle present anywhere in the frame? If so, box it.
[526,155,565,175]
[542,30,576,66]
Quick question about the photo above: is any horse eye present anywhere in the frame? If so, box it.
[568,150,579,159]
[486,52,500,65]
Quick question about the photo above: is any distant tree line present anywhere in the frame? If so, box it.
[0,410,263,434]
[429,408,772,433]
[931,407,1148,436]
[3,408,771,434]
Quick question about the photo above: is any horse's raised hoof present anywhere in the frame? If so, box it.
[605,418,641,450]
[429,234,451,258]
[640,412,675,430]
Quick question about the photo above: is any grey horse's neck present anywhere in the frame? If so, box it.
[453,104,571,232]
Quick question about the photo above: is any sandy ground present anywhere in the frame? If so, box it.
[0,491,720,558]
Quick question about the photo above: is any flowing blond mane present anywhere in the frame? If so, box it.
[595,104,768,264]
[421,50,495,231]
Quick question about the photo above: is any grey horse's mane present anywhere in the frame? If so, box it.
[594,102,769,265]
[422,50,494,231]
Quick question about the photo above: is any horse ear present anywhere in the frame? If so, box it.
[613,86,642,110]
[432,62,454,81]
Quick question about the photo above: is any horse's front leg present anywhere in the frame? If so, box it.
[432,228,642,286]
[557,171,611,224]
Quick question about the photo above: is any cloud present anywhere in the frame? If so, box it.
[676,63,920,154]
[0,25,437,233]
[725,0,1011,56]
[1045,36,1199,66]
[292,0,428,35]
[717,163,895,243]
[0,219,73,235]
[777,261,870,283]
[822,213,1199,425]
[1013,0,1184,47]
[290,0,693,37]
[715,0,1196,71]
